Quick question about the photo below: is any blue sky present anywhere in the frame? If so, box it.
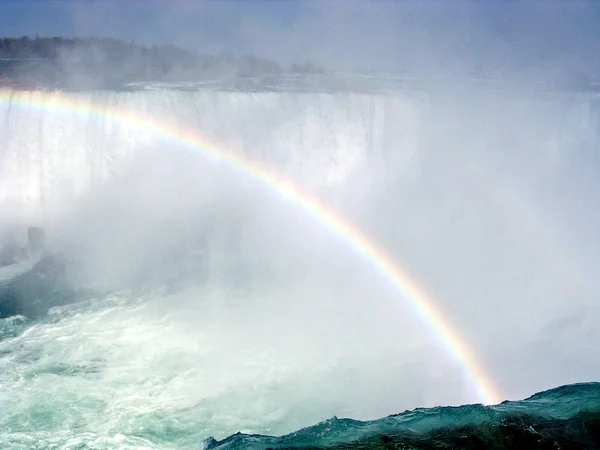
[1,0,600,74]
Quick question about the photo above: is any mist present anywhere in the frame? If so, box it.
[58,1,600,79]
[0,0,599,445]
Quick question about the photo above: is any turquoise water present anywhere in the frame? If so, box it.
[206,383,600,449]
[3,297,598,450]
[0,281,446,449]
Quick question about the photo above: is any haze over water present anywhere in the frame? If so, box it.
[0,1,599,448]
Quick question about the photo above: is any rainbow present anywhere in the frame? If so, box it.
[0,89,502,405]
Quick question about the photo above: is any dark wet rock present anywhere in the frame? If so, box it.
[0,253,75,319]
[0,226,43,267]
[31,253,66,279]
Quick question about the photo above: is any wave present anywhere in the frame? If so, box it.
[205,382,600,449]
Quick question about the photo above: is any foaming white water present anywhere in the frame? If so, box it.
[0,85,599,447]
[0,277,458,448]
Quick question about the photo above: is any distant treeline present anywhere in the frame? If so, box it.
[0,36,325,89]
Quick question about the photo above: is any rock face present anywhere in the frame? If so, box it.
[0,226,44,267]
[0,223,212,318]
[0,227,74,319]
[0,253,74,319]
[0,226,75,319]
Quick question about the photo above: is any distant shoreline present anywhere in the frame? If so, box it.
[0,36,325,90]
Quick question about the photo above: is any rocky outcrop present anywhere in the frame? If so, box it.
[0,226,76,319]
[0,226,45,267]
[0,253,74,319]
